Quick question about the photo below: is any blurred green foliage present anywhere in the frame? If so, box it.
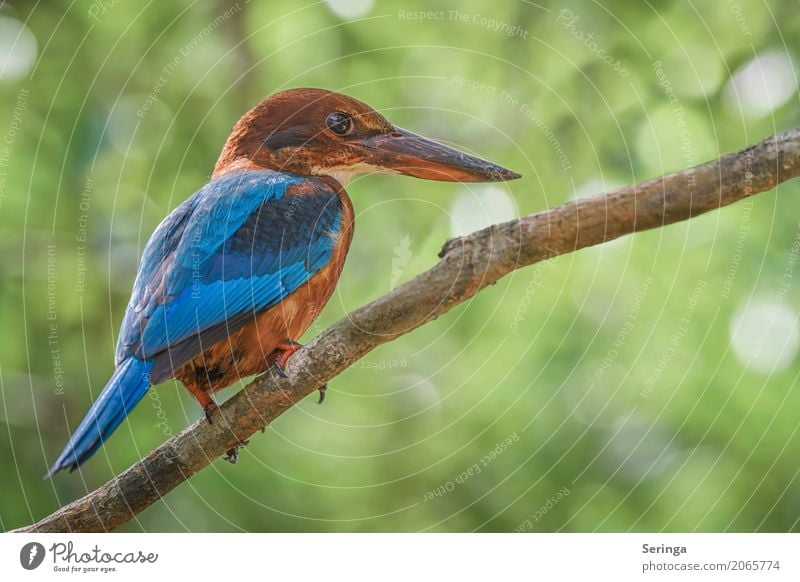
[1,0,800,532]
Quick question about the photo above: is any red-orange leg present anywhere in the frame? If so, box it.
[184,381,219,423]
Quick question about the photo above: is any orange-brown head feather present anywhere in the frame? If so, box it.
[214,87,520,185]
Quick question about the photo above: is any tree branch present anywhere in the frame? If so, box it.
[14,125,800,533]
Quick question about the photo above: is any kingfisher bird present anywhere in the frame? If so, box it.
[48,88,520,476]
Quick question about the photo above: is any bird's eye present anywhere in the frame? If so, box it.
[326,112,352,136]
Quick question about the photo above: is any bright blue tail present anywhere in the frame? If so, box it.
[47,357,153,477]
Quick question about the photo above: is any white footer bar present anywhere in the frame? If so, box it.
[1,533,797,581]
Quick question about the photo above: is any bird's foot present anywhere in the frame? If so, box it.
[273,340,303,378]
[204,401,219,424]
[224,439,250,464]
[271,341,326,404]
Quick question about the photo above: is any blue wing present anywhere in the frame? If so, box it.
[115,169,342,382]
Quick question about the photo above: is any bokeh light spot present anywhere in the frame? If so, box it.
[450,185,516,238]
[724,52,797,118]
[325,0,374,19]
[730,300,799,374]
[0,16,37,82]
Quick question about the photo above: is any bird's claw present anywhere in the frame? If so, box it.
[272,339,303,379]
[225,447,238,464]
[273,361,288,378]
[225,439,250,464]
[204,402,219,424]
[273,340,326,404]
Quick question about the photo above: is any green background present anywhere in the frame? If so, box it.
[2,0,800,532]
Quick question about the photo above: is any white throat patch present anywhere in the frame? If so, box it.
[318,163,399,185]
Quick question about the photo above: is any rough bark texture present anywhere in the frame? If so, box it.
[14,126,800,533]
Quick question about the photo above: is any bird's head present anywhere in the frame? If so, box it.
[214,88,520,185]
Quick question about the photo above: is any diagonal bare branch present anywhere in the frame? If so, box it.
[13,125,800,533]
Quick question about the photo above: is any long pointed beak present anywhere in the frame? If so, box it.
[361,128,521,182]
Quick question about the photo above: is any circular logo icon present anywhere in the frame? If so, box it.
[19,542,46,570]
